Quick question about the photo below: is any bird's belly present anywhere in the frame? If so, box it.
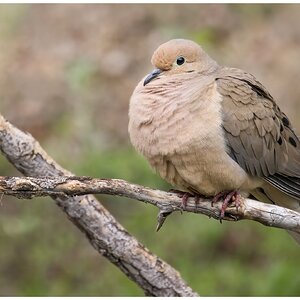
[150,145,252,196]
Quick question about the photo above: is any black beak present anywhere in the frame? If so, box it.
[143,68,162,86]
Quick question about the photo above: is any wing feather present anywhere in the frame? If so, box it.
[216,68,300,199]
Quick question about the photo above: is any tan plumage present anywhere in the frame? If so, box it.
[128,39,300,244]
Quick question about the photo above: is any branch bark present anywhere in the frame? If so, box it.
[0,115,198,297]
[1,114,299,296]
[0,176,300,235]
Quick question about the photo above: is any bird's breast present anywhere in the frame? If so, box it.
[128,78,253,195]
[129,77,221,155]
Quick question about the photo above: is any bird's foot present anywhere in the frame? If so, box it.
[212,190,241,221]
[211,191,228,207]
[168,189,200,209]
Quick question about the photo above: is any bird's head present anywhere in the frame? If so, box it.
[143,39,218,86]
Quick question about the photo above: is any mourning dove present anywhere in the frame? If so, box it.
[128,39,300,244]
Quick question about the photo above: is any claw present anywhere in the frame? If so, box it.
[211,191,227,207]
[220,191,237,219]
[168,189,194,210]
[211,190,241,220]
[181,193,190,209]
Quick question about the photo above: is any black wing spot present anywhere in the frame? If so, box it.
[277,136,283,145]
[280,124,284,132]
[282,117,290,126]
[239,79,272,99]
[289,136,297,147]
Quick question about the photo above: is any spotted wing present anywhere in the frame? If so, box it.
[216,68,300,199]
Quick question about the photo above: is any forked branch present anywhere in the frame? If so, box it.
[0,113,299,297]
[0,114,198,297]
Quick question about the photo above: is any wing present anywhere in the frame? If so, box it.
[216,68,300,199]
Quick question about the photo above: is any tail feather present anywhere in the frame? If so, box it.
[265,174,300,199]
[253,181,300,245]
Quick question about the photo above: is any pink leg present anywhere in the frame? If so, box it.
[169,189,209,210]
[181,193,190,208]
[211,190,242,220]
[181,193,203,209]
[211,191,228,207]
[220,191,236,219]
[168,189,200,209]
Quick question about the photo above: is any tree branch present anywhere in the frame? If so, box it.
[0,175,300,235]
[1,113,299,296]
[0,114,198,297]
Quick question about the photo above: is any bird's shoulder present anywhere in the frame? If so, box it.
[215,67,273,102]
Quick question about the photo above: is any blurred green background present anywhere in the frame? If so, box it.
[0,4,299,296]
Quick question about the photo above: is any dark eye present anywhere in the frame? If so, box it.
[176,56,185,66]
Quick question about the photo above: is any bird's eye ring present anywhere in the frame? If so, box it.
[176,56,185,66]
